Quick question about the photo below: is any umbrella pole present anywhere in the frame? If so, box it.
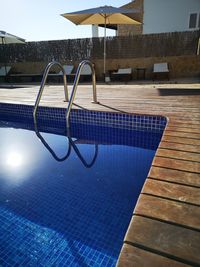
[103,16,106,81]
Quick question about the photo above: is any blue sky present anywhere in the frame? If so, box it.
[1,0,130,42]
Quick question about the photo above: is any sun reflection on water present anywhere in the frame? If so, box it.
[1,149,30,185]
[6,152,24,168]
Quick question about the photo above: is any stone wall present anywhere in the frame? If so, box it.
[6,55,200,80]
[118,0,143,36]
[103,55,200,79]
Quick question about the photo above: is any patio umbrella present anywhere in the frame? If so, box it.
[0,30,25,75]
[61,6,140,80]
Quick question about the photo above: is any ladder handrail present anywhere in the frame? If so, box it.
[33,61,68,125]
[66,60,99,129]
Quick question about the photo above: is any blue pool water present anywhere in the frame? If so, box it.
[0,109,165,267]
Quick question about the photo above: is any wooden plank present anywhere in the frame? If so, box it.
[134,194,200,230]
[164,130,200,139]
[166,126,200,134]
[168,119,200,125]
[156,148,200,162]
[153,155,200,172]
[142,179,200,205]
[159,141,200,153]
[153,156,200,173]
[124,216,200,266]
[117,244,190,267]
[168,119,200,127]
[167,122,200,130]
[166,115,200,120]
[148,166,200,187]
[162,135,200,146]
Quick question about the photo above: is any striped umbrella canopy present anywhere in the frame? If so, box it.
[61,5,141,80]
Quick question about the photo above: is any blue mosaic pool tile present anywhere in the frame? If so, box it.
[0,115,163,267]
[0,204,120,266]
[0,103,167,133]
[0,102,166,266]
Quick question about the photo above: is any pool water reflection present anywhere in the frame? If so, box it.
[0,121,163,266]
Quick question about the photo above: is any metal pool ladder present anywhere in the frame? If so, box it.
[33,61,68,125]
[66,60,99,128]
[33,60,99,127]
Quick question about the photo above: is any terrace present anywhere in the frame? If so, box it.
[0,78,199,266]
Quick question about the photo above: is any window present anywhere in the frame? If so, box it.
[189,13,197,28]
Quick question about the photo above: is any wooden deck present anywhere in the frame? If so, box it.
[0,81,200,266]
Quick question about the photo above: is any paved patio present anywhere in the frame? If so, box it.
[0,79,199,266]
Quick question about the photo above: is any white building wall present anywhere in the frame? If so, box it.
[92,25,99,37]
[143,0,200,34]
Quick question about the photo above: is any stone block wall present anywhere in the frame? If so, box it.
[6,55,200,81]
[102,55,200,79]
[118,0,143,36]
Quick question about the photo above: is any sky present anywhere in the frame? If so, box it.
[1,0,130,42]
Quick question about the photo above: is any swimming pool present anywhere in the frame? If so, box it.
[0,103,166,266]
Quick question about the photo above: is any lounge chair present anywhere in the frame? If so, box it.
[79,64,92,82]
[153,63,169,80]
[0,66,11,82]
[0,66,11,76]
[57,64,74,76]
[47,64,74,83]
[9,72,43,83]
[110,68,132,81]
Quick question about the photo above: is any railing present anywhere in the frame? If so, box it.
[34,60,99,131]
[66,60,99,129]
[33,61,68,125]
